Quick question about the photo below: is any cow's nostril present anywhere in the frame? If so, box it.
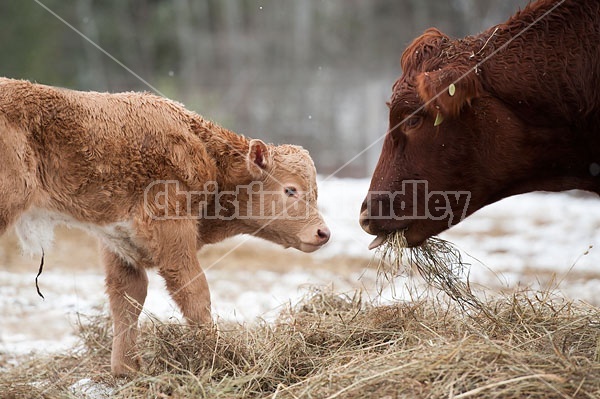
[360,199,369,214]
[359,209,373,234]
[317,227,331,242]
[359,209,369,226]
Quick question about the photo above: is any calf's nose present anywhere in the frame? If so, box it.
[316,227,331,245]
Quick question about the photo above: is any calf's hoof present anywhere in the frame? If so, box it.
[111,354,142,377]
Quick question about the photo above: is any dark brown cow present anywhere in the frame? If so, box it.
[360,0,600,249]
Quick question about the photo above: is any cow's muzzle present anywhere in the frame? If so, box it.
[359,195,392,235]
[359,207,374,235]
[360,197,409,249]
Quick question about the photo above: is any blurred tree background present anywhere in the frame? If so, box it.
[0,0,527,177]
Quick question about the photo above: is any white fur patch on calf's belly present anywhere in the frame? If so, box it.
[15,208,141,265]
[15,208,61,255]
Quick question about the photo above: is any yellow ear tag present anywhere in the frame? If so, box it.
[434,112,444,127]
[448,83,456,97]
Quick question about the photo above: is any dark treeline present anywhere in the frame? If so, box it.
[1,0,527,176]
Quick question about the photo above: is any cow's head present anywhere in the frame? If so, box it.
[241,139,330,253]
[360,28,539,248]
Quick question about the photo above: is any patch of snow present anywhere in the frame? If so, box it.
[316,177,373,258]
[69,378,114,399]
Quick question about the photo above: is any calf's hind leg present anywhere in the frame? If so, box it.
[0,125,35,236]
[103,248,148,376]
[0,184,30,236]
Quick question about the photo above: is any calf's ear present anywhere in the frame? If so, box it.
[247,139,271,178]
[416,66,482,121]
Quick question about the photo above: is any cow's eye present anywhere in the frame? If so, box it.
[403,116,422,130]
[284,187,298,197]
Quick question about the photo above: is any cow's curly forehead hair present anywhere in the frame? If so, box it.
[388,29,451,109]
[390,27,488,117]
[388,79,414,109]
[401,29,448,73]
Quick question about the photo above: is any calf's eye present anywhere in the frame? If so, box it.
[284,187,298,197]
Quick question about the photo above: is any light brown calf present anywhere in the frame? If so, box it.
[0,78,330,376]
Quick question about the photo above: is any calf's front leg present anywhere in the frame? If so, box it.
[150,220,212,326]
[103,248,148,376]
[158,257,212,326]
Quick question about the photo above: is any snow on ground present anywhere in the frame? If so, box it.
[1,177,600,357]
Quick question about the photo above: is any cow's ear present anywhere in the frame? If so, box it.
[247,139,271,177]
[416,66,482,120]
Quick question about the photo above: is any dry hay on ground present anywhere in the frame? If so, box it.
[1,288,599,398]
[375,231,489,316]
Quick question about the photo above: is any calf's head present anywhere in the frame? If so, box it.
[240,139,330,253]
[360,28,541,247]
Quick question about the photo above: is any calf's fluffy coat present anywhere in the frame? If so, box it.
[0,78,330,375]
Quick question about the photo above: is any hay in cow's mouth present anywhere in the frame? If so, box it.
[376,230,489,314]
